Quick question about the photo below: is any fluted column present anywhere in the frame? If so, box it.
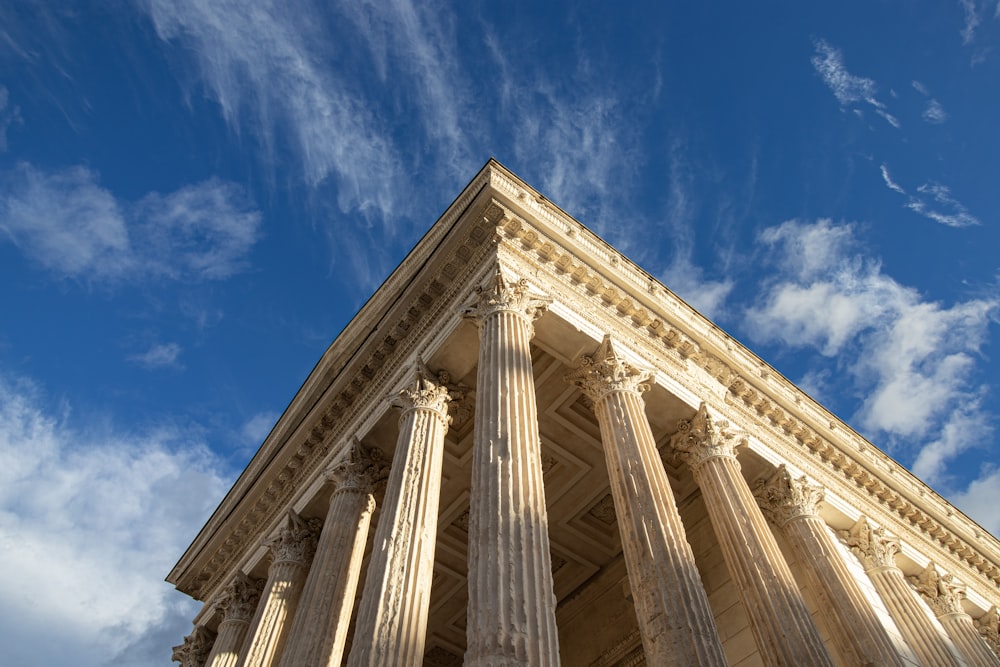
[977,607,1000,659]
[753,465,905,666]
[206,574,265,667]
[173,625,216,667]
[278,440,387,667]
[461,266,560,667]
[670,403,833,666]
[347,363,452,666]
[909,562,999,665]
[238,511,321,667]
[566,337,726,666]
[841,517,965,666]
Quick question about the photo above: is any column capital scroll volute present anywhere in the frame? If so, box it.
[171,625,215,667]
[460,265,552,333]
[669,402,746,472]
[908,562,967,617]
[976,606,1000,655]
[391,360,453,426]
[752,464,825,528]
[565,335,654,404]
[263,509,323,567]
[839,516,900,571]
[324,438,389,493]
[216,571,265,623]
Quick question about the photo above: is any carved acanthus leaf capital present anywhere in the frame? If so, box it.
[264,509,322,566]
[461,265,551,333]
[171,625,215,667]
[565,335,654,403]
[752,465,825,527]
[839,516,900,571]
[216,572,264,623]
[325,438,388,492]
[908,562,966,616]
[976,606,1000,656]
[392,360,452,424]
[669,402,745,472]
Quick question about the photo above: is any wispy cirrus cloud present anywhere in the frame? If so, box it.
[877,164,980,228]
[912,81,949,124]
[811,39,899,128]
[0,163,261,283]
[0,372,229,666]
[128,342,183,370]
[0,85,22,151]
[744,219,997,483]
[879,164,905,194]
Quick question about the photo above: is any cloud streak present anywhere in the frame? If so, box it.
[811,39,898,128]
[0,163,261,283]
[744,219,997,482]
[877,164,980,228]
[128,342,183,370]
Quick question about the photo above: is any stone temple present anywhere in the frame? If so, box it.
[168,160,1000,666]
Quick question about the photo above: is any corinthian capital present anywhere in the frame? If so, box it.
[669,402,744,472]
[753,465,825,527]
[325,438,388,492]
[264,509,322,566]
[171,625,215,667]
[392,360,452,422]
[839,516,900,570]
[908,562,966,616]
[461,265,551,330]
[565,335,654,403]
[976,606,1000,655]
[217,572,264,623]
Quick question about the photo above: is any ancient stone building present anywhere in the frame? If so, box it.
[168,160,1000,666]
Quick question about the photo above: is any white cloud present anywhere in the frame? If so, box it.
[960,0,982,44]
[880,164,906,194]
[141,0,406,220]
[906,182,980,227]
[911,80,930,96]
[0,163,261,283]
[811,39,898,128]
[745,219,997,478]
[0,372,230,666]
[241,410,278,444]
[0,85,22,152]
[923,98,949,124]
[128,342,183,370]
[949,466,1000,536]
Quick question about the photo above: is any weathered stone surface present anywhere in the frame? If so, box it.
[206,574,265,667]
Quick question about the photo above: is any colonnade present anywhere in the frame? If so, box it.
[173,268,1000,667]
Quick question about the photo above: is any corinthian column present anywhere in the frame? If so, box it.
[278,440,387,667]
[238,511,321,667]
[670,403,833,666]
[977,607,1000,659]
[566,337,726,666]
[909,562,1000,665]
[206,573,265,667]
[461,266,560,667]
[840,517,965,666]
[753,466,904,666]
[347,363,452,667]
[173,625,216,667]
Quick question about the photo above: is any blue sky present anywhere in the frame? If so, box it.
[1,1,999,664]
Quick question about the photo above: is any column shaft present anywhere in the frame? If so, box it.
[206,575,263,667]
[208,619,252,667]
[567,337,726,666]
[347,366,451,667]
[672,404,832,667]
[463,268,560,667]
[940,612,1000,666]
[278,442,384,667]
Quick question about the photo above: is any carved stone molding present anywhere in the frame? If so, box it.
[910,562,966,616]
[263,510,322,567]
[172,625,215,667]
[217,572,265,623]
[669,402,745,472]
[753,464,825,527]
[977,606,1000,655]
[324,438,389,493]
[461,264,552,335]
[565,335,653,403]
[840,516,900,571]
[392,360,452,423]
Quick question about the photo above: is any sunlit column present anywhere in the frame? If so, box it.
[462,266,560,667]
[172,625,216,667]
[277,440,387,667]
[909,562,1000,665]
[670,403,833,667]
[238,511,321,667]
[976,607,1000,659]
[566,336,727,666]
[205,573,265,667]
[841,517,965,666]
[347,363,452,666]
[753,465,905,666]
